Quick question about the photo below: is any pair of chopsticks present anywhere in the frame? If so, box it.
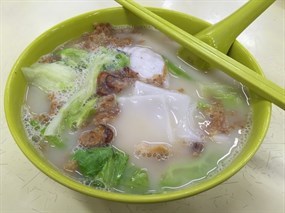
[115,0,285,110]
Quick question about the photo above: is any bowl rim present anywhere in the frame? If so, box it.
[4,6,271,203]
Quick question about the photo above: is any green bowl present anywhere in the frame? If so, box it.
[4,7,271,203]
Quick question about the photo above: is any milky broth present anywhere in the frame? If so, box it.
[22,26,251,193]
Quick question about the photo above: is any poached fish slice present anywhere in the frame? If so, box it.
[122,46,167,86]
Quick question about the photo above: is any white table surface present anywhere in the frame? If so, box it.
[1,0,284,212]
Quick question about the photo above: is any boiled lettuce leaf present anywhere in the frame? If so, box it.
[73,147,113,177]
[118,164,149,194]
[57,48,89,68]
[44,47,130,138]
[29,119,40,128]
[102,50,130,71]
[196,101,211,110]
[72,147,149,193]
[96,149,129,188]
[22,62,76,92]
[163,56,192,80]
[201,83,243,109]
[45,135,65,148]
[160,153,222,188]
[64,96,97,130]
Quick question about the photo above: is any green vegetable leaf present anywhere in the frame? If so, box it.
[29,119,41,131]
[44,47,130,137]
[160,152,223,188]
[100,49,130,71]
[73,146,149,193]
[73,147,113,177]
[64,96,97,130]
[22,62,77,92]
[28,119,47,137]
[45,135,65,148]
[197,101,211,110]
[57,48,89,68]
[29,119,39,127]
[40,127,47,136]
[201,83,243,109]
[164,56,192,80]
[96,148,129,188]
[118,164,149,194]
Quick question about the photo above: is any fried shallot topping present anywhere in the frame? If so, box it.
[39,54,60,64]
[48,92,64,115]
[145,65,167,87]
[198,101,228,135]
[75,23,132,51]
[79,124,114,148]
[199,100,246,135]
[134,143,172,161]
[93,23,114,36]
[33,113,50,124]
[96,67,138,96]
[93,94,120,125]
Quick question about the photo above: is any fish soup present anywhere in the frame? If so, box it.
[22,23,251,194]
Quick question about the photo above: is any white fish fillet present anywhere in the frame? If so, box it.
[122,46,165,79]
